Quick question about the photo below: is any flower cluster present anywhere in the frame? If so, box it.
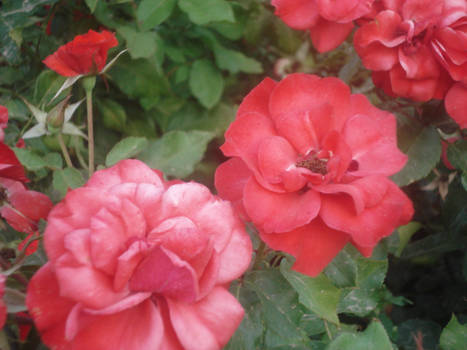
[354,0,467,128]
[272,0,376,53]
[272,0,467,129]
[215,74,414,276]
[27,160,252,350]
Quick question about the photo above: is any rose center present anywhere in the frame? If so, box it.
[296,157,328,175]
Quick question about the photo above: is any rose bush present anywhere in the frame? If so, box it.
[354,0,467,128]
[43,30,118,77]
[215,73,413,277]
[27,159,252,350]
[272,0,375,52]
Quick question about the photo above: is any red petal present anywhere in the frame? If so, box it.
[260,218,349,277]
[237,77,276,116]
[309,18,354,53]
[243,177,321,233]
[320,178,413,247]
[8,189,52,221]
[271,0,320,30]
[445,83,467,129]
[214,158,251,219]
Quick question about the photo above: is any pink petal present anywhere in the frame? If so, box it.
[260,218,349,277]
[70,299,163,350]
[167,286,244,350]
[309,18,354,53]
[113,240,149,291]
[55,253,129,309]
[318,0,374,22]
[243,177,321,233]
[130,245,199,303]
[86,159,164,191]
[389,64,439,101]
[217,225,253,284]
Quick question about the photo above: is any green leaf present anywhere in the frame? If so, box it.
[110,56,167,110]
[34,70,67,106]
[43,152,63,170]
[246,270,311,349]
[118,27,157,59]
[52,168,85,198]
[85,0,99,12]
[213,46,263,74]
[96,98,127,132]
[327,321,393,350]
[137,0,177,30]
[189,59,224,109]
[280,261,341,324]
[12,148,46,171]
[391,125,441,186]
[4,288,27,313]
[324,245,359,288]
[105,137,148,167]
[440,315,467,350]
[395,222,422,257]
[447,139,467,172]
[178,0,235,25]
[138,130,215,178]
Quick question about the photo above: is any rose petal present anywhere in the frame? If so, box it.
[243,177,321,233]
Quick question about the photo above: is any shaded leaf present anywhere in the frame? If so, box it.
[189,59,224,109]
[138,130,214,178]
[327,321,393,350]
[52,168,85,198]
[178,0,235,25]
[280,261,340,324]
[105,137,148,167]
[440,315,467,350]
[137,0,177,30]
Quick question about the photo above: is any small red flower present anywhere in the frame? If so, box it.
[43,30,118,77]
[0,143,28,183]
[0,178,52,234]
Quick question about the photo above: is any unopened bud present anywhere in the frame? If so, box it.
[46,95,71,129]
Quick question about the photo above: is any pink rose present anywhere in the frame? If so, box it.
[272,0,375,52]
[354,0,467,103]
[27,159,252,350]
[215,73,413,277]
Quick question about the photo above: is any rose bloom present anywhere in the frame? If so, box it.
[43,30,118,77]
[354,0,467,127]
[27,160,252,350]
[215,73,413,277]
[272,0,375,52]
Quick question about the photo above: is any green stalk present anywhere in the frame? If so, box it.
[58,132,73,168]
[82,76,96,176]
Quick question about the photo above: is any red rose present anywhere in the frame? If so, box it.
[445,82,467,129]
[0,178,52,233]
[354,0,467,103]
[27,160,252,350]
[43,30,118,77]
[272,0,375,52]
[215,74,413,277]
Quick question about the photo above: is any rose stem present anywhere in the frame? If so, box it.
[82,76,96,176]
[58,132,73,168]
